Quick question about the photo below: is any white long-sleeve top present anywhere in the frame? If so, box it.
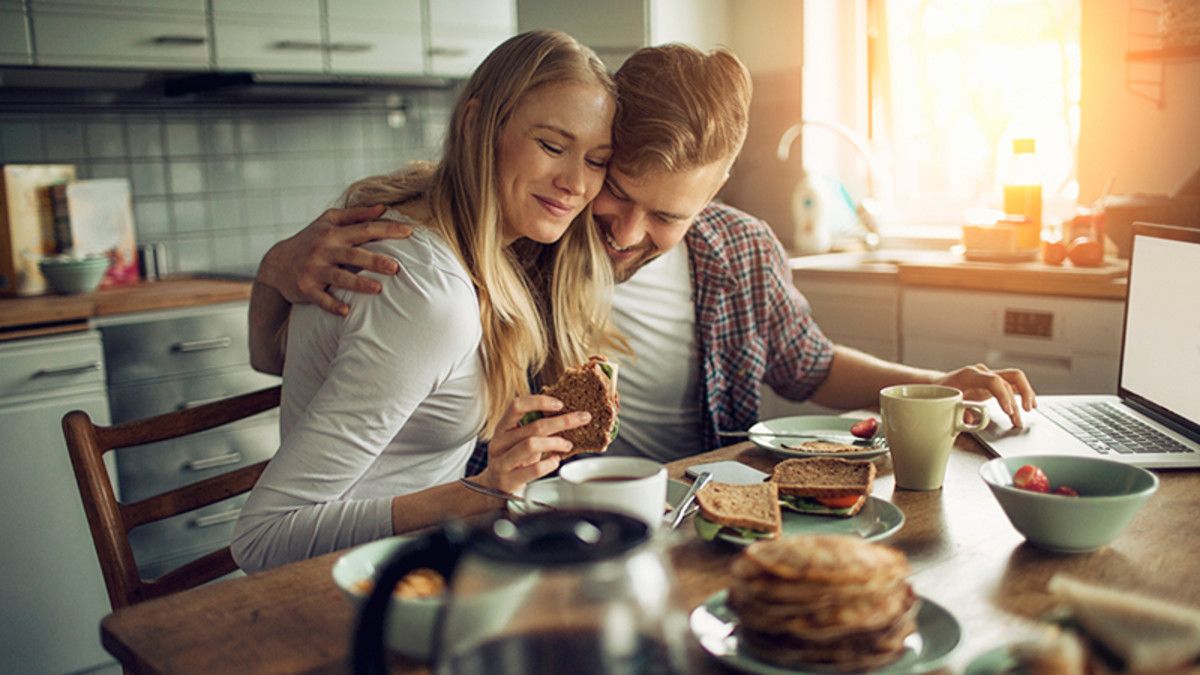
[232,224,485,573]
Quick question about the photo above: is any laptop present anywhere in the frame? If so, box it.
[972,222,1200,469]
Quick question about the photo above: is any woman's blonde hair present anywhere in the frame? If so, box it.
[611,44,752,177]
[341,30,617,438]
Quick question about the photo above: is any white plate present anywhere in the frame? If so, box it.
[963,645,1019,674]
[508,477,691,517]
[749,415,887,460]
[712,496,905,547]
[691,590,961,675]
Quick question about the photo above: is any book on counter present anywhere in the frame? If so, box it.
[49,178,139,287]
[0,164,77,296]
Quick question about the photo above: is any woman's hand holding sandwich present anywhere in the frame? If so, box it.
[476,394,593,495]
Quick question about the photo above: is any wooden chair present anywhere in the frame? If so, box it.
[62,385,281,610]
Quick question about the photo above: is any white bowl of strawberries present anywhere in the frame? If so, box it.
[979,455,1159,553]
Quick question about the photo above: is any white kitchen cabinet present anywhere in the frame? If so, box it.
[901,288,1125,395]
[0,1,31,65]
[327,0,424,75]
[517,0,730,70]
[94,301,279,579]
[30,2,210,69]
[759,273,901,418]
[426,0,516,77]
[211,0,324,73]
[0,331,116,674]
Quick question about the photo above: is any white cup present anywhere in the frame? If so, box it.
[558,456,668,529]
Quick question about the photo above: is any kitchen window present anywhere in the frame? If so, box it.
[804,0,1082,237]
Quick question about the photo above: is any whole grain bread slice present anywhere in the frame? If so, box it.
[769,457,876,499]
[695,482,782,538]
[539,357,619,456]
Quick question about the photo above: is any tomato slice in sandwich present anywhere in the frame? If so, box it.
[814,495,862,509]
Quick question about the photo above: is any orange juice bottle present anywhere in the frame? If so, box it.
[1003,138,1042,249]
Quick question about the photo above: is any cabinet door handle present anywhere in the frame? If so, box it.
[33,361,102,378]
[185,452,243,472]
[427,46,469,57]
[189,510,240,528]
[153,35,208,46]
[172,336,232,353]
[329,42,373,53]
[272,40,326,51]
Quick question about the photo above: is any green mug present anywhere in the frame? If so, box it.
[880,385,989,491]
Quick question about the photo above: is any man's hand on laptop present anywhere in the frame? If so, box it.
[257,204,412,316]
[936,364,1037,428]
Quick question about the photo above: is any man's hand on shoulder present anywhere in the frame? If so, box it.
[256,204,413,316]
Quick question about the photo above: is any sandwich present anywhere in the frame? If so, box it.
[728,535,918,672]
[1048,574,1200,673]
[769,457,876,518]
[694,481,782,541]
[521,356,620,457]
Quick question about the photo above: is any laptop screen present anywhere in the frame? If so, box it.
[1118,223,1200,431]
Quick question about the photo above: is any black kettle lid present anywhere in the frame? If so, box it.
[467,509,649,566]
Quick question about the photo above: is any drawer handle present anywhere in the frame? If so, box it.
[985,349,1073,372]
[427,46,469,57]
[185,452,243,472]
[272,40,325,51]
[329,42,373,53]
[190,510,240,528]
[172,337,232,353]
[152,35,208,46]
[33,361,102,378]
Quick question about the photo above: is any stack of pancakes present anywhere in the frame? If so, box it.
[728,534,918,672]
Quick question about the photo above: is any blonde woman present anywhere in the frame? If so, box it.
[232,30,618,573]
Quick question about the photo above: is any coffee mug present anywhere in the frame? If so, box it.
[558,456,668,529]
[880,385,990,491]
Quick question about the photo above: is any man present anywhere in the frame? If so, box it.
[250,44,1035,464]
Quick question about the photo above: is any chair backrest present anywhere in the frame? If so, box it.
[62,385,280,610]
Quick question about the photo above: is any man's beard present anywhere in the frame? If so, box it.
[612,249,661,283]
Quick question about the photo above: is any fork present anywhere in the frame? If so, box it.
[459,478,556,511]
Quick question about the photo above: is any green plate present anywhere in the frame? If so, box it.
[748,415,887,460]
[713,496,905,547]
[690,590,962,674]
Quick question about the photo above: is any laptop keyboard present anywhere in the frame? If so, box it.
[1040,400,1194,455]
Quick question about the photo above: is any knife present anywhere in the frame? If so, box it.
[669,471,712,530]
[717,430,874,446]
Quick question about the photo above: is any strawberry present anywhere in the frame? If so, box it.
[850,418,878,439]
[1013,464,1050,493]
[1053,485,1079,497]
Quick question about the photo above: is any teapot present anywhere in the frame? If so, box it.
[353,510,688,674]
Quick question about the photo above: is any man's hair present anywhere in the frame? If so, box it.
[612,44,752,177]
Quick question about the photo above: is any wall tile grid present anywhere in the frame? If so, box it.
[0,92,453,273]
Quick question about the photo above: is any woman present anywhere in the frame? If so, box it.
[232,30,619,573]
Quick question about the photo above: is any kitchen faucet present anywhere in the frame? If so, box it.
[777,119,882,252]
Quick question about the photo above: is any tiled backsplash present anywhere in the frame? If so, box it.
[0,92,453,273]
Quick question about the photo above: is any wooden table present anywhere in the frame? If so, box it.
[101,438,1200,674]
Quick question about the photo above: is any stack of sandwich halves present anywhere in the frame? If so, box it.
[728,535,919,672]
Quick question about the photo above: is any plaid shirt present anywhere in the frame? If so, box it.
[466,201,834,475]
[686,201,835,452]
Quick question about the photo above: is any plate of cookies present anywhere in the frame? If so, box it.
[689,535,961,674]
[747,416,888,461]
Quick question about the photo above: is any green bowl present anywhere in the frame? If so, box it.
[39,255,110,294]
[979,455,1158,553]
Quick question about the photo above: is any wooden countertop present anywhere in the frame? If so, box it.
[791,251,1129,300]
[0,277,252,339]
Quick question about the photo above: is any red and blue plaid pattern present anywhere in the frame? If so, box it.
[687,202,834,452]
[466,202,834,476]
